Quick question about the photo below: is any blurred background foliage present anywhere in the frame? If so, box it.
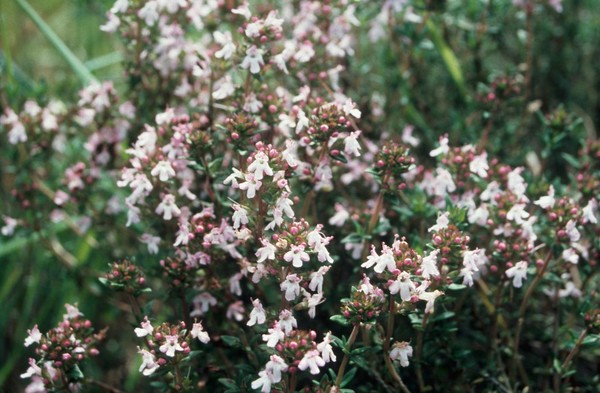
[1,0,600,392]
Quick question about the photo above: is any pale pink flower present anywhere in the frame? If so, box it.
[63,303,83,320]
[420,250,440,279]
[277,309,297,334]
[190,322,210,343]
[317,332,337,363]
[239,174,262,199]
[562,248,579,264]
[20,358,41,379]
[344,131,362,157]
[24,325,42,347]
[256,238,277,263]
[329,203,350,227]
[138,348,159,376]
[298,350,325,374]
[247,299,266,326]
[429,135,449,157]
[390,341,413,367]
[231,204,249,229]
[160,335,184,357]
[263,323,285,347]
[151,160,175,182]
[534,185,555,209]
[428,212,449,232]
[309,266,331,293]
[389,271,416,301]
[134,317,154,337]
[582,199,598,224]
[565,220,580,243]
[283,245,310,268]
[247,152,273,180]
[506,261,528,288]
[280,274,301,301]
[470,152,489,178]
[373,249,396,274]
[191,292,217,316]
[241,46,264,74]
[401,125,420,146]
[155,194,181,220]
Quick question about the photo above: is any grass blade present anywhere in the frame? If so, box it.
[13,0,97,85]
[426,18,468,101]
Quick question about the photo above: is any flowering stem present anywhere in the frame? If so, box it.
[561,328,588,371]
[288,370,297,393]
[512,249,552,385]
[86,378,124,393]
[383,348,411,393]
[334,324,360,388]
[127,292,143,323]
[361,172,391,261]
[414,314,429,393]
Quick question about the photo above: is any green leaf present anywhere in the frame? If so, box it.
[330,315,351,326]
[330,152,348,164]
[341,367,357,387]
[221,335,243,348]
[448,283,467,291]
[67,364,84,381]
[218,378,240,393]
[14,0,97,85]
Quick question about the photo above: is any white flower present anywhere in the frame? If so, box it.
[565,220,580,243]
[317,332,337,363]
[262,323,285,347]
[223,167,244,188]
[329,203,350,227]
[63,303,83,320]
[212,75,235,100]
[231,204,249,229]
[155,194,181,220]
[138,0,159,26]
[1,216,18,236]
[342,98,361,119]
[140,233,160,254]
[534,185,555,209]
[151,160,176,182]
[420,250,440,279]
[373,249,396,274]
[417,284,443,314]
[251,355,288,393]
[20,358,42,379]
[428,212,449,232]
[191,292,217,316]
[247,299,266,326]
[390,342,413,367]
[506,261,528,288]
[138,348,159,376]
[309,266,331,294]
[430,135,449,157]
[277,309,297,334]
[280,274,301,301]
[247,152,273,180]
[344,131,362,157]
[241,46,264,74]
[562,248,579,264]
[506,203,530,225]
[190,322,210,343]
[469,152,489,178]
[507,167,527,199]
[256,238,276,263]
[238,174,262,198]
[159,335,184,357]
[24,325,42,347]
[401,125,420,146]
[582,199,598,224]
[299,350,325,374]
[100,13,120,32]
[283,245,310,268]
[388,271,416,301]
[134,317,154,337]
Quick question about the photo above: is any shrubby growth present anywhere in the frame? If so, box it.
[1,0,599,392]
